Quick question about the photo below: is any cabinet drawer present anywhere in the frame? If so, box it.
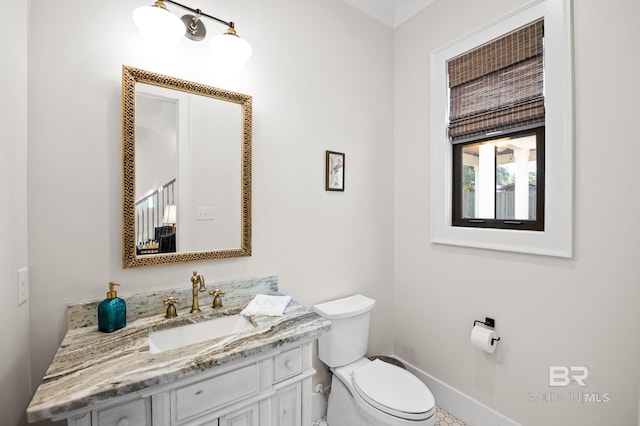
[273,347,302,383]
[94,398,151,426]
[175,363,259,422]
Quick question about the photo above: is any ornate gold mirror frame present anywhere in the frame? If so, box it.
[122,65,252,268]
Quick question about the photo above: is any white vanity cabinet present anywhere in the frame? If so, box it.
[63,341,315,426]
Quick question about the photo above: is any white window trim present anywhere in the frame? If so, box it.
[430,0,574,257]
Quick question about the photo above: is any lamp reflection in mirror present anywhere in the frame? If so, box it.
[133,0,252,64]
[163,204,177,230]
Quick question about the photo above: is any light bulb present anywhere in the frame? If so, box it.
[210,29,253,66]
[133,2,185,46]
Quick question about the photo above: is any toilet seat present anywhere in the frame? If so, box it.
[351,359,435,421]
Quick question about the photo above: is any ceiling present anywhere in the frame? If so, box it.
[342,0,436,28]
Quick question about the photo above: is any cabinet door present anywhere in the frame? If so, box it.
[93,398,151,426]
[270,383,301,426]
[219,403,259,426]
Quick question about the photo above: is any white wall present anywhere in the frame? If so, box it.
[27,1,394,424]
[135,90,178,200]
[1,0,31,425]
[394,0,640,425]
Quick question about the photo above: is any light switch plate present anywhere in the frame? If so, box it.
[17,267,28,306]
[196,207,215,221]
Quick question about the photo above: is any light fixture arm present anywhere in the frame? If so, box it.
[163,0,235,29]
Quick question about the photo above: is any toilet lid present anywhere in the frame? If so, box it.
[352,359,434,420]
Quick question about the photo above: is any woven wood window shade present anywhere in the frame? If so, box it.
[448,19,544,142]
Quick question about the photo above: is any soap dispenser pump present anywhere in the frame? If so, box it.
[98,282,126,333]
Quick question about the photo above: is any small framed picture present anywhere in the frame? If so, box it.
[326,151,345,191]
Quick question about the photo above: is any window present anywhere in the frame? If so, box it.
[449,19,545,231]
[429,0,573,257]
[452,126,544,230]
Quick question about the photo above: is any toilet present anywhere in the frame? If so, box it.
[314,295,435,426]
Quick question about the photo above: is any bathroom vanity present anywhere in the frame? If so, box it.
[26,276,331,425]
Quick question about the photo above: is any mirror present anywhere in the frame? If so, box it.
[122,65,251,268]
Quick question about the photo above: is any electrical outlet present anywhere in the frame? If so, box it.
[17,267,28,306]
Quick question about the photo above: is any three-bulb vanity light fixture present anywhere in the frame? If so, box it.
[133,0,252,64]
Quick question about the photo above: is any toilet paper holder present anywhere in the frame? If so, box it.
[473,317,501,345]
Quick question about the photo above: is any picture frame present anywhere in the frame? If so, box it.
[325,151,345,191]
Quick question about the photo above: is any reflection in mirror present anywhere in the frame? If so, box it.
[134,84,242,254]
[122,66,252,268]
[135,90,178,255]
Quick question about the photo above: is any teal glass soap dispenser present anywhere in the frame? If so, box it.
[98,282,126,333]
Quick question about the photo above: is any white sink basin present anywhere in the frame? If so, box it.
[148,315,255,354]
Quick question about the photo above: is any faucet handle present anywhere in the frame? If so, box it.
[209,290,225,309]
[163,297,180,318]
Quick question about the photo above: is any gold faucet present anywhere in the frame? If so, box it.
[190,271,206,313]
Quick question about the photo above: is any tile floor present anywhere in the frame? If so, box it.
[435,406,466,426]
[313,406,466,425]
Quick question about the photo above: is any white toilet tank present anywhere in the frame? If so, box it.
[313,294,375,367]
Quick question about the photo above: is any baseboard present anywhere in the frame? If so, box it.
[394,357,520,426]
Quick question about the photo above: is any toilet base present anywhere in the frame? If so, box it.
[327,374,384,426]
[327,373,435,426]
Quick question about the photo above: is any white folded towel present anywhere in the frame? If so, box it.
[241,294,292,317]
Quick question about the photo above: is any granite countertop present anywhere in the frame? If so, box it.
[26,276,331,423]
